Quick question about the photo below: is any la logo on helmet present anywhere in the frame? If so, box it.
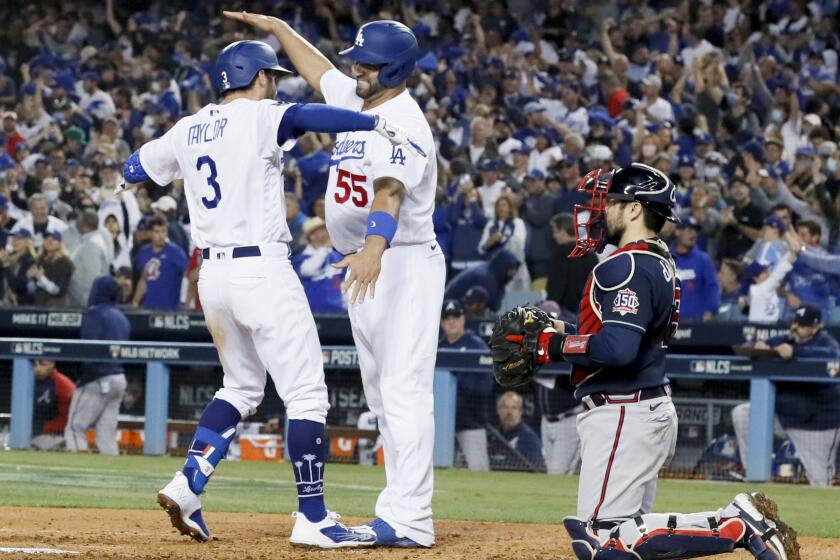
[355,30,364,47]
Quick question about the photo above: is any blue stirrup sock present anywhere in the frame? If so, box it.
[182,399,241,495]
[287,419,328,523]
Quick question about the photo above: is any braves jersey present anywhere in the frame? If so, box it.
[572,238,681,397]
[319,69,436,255]
[138,99,297,248]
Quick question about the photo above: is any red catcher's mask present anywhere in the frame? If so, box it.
[569,168,615,258]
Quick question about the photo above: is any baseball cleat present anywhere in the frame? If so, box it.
[157,471,210,542]
[351,517,425,548]
[732,493,800,560]
[289,510,376,548]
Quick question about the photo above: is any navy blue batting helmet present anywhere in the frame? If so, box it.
[607,163,679,222]
[339,21,419,88]
[212,40,291,94]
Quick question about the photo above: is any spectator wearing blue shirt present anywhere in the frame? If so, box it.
[732,306,840,487]
[782,220,832,316]
[150,195,189,257]
[489,391,545,472]
[673,218,720,320]
[764,132,791,180]
[285,191,308,255]
[716,259,746,321]
[439,299,492,471]
[293,132,331,212]
[520,170,556,284]
[132,216,187,310]
[449,177,488,273]
[292,217,344,313]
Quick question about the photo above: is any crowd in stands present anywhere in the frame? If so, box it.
[1,0,839,325]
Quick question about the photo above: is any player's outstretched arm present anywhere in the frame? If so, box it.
[222,10,334,92]
[332,178,405,304]
[279,104,425,156]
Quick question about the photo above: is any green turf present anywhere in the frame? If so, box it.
[0,450,837,537]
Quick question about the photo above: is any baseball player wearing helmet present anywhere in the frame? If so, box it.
[125,37,421,548]
[492,164,799,560]
[225,11,442,548]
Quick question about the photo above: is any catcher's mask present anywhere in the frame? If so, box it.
[569,168,613,258]
[569,163,679,258]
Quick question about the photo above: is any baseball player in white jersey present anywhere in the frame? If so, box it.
[122,38,420,548]
[225,12,444,548]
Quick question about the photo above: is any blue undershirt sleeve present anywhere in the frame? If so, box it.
[123,150,150,183]
[277,103,377,146]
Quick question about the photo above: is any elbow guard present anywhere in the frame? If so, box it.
[124,150,150,183]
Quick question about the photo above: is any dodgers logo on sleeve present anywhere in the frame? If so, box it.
[612,288,639,316]
[389,145,405,166]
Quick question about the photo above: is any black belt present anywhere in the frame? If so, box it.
[583,385,670,410]
[201,246,262,259]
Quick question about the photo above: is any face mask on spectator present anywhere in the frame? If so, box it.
[826,158,838,175]
[704,166,720,179]
[770,109,783,123]
[641,144,656,158]
[799,160,812,170]
[44,190,59,203]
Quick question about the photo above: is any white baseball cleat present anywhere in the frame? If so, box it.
[157,471,211,542]
[289,510,376,548]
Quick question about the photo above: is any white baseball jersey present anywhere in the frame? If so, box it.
[319,69,436,255]
[138,99,297,248]
[320,68,444,547]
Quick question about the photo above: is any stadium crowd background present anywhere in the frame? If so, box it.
[0,0,839,325]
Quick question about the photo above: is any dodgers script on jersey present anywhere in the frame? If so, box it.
[138,98,297,248]
[319,69,436,255]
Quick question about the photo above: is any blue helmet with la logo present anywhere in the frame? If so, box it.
[340,20,419,88]
[212,40,291,94]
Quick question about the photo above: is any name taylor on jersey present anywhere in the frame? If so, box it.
[187,117,229,146]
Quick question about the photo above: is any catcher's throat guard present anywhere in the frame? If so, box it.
[570,168,613,259]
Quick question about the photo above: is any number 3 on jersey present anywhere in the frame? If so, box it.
[334,169,368,207]
[197,155,222,209]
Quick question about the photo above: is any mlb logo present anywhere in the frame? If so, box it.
[828,361,840,378]
[110,345,121,359]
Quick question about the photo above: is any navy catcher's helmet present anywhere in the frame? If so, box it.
[569,163,679,258]
[340,20,419,88]
[212,40,291,94]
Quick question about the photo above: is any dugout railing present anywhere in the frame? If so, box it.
[2,338,838,483]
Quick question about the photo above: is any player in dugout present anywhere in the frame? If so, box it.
[732,305,840,488]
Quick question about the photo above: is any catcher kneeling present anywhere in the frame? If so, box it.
[490,164,799,560]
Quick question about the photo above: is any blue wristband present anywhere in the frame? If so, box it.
[366,211,398,245]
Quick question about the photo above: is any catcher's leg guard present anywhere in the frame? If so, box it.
[630,515,744,559]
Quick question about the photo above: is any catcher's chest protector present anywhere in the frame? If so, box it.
[571,240,680,387]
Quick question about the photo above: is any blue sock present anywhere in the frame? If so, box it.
[287,419,328,523]
[182,399,241,495]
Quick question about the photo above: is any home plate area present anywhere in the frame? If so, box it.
[0,508,837,559]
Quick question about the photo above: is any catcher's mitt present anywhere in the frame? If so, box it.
[490,306,556,387]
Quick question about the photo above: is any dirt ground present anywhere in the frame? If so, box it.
[0,508,833,559]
